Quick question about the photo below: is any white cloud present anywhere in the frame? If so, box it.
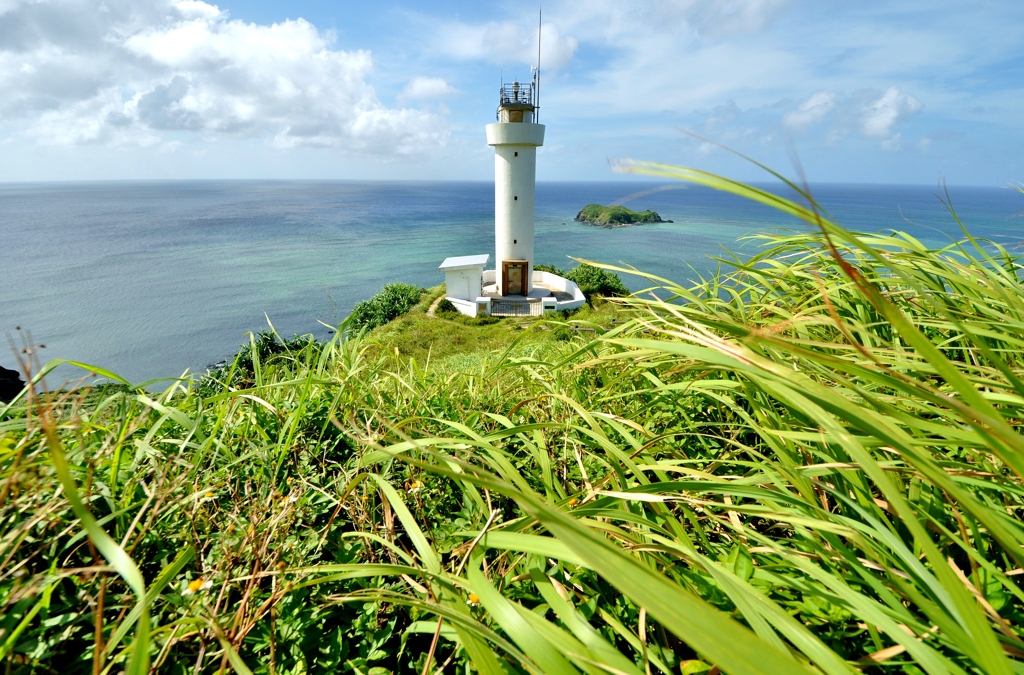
[0,0,41,16]
[172,0,222,20]
[0,0,449,154]
[777,87,923,147]
[26,87,158,146]
[480,1,804,117]
[551,0,790,42]
[859,86,923,138]
[436,20,578,71]
[783,91,837,129]
[651,0,792,36]
[398,76,458,102]
[880,132,903,152]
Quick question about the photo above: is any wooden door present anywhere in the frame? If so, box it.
[503,260,527,296]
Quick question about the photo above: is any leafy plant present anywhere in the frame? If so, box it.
[567,263,630,299]
[434,298,459,315]
[3,166,1023,674]
[535,262,630,299]
[348,282,424,332]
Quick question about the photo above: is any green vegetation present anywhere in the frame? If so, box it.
[434,298,459,316]
[574,203,669,226]
[4,166,1024,674]
[348,282,424,332]
[368,283,622,364]
[536,263,630,300]
[201,331,319,392]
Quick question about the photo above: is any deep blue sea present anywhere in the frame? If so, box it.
[1,180,1021,385]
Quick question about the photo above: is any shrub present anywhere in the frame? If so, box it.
[435,298,459,315]
[199,330,319,393]
[348,282,424,332]
[237,330,318,368]
[533,262,567,276]
[566,264,629,299]
[535,263,629,299]
[551,324,574,341]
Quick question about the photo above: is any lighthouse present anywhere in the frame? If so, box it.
[486,79,544,296]
[437,68,586,317]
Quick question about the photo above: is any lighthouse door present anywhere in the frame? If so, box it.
[503,260,528,296]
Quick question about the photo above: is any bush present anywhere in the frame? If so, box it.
[535,263,629,299]
[551,325,574,341]
[199,330,320,393]
[435,298,459,315]
[348,282,424,332]
[533,263,567,276]
[566,264,630,299]
[237,330,318,367]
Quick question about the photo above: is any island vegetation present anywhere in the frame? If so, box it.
[574,203,671,226]
[3,167,1024,674]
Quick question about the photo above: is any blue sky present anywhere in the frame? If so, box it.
[1,0,1021,184]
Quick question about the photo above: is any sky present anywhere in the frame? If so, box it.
[0,0,1022,185]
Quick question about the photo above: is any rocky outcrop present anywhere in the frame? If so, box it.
[0,365,25,403]
[574,203,672,227]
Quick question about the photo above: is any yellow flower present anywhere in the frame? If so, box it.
[407,479,423,495]
[183,578,212,595]
[567,497,579,507]
[466,593,480,606]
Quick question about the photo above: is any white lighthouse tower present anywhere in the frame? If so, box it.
[437,45,586,317]
[486,79,543,296]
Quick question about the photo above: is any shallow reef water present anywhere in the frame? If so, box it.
[0,179,1019,383]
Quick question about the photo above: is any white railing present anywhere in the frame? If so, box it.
[491,299,543,317]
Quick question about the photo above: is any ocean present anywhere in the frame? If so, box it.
[1,180,1021,385]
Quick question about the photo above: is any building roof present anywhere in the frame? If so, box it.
[439,254,490,271]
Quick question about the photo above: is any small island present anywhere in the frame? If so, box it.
[574,203,672,227]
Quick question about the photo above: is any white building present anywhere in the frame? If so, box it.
[439,78,585,318]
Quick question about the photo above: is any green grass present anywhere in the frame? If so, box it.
[3,166,1024,674]
[364,284,625,365]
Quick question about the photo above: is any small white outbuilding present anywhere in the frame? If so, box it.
[438,254,491,318]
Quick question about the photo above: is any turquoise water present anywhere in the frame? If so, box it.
[0,180,1021,384]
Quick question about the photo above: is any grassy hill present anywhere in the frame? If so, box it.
[3,169,1024,674]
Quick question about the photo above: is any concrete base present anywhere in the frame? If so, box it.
[481,284,550,300]
[445,296,492,318]
[482,270,585,312]
[443,269,585,318]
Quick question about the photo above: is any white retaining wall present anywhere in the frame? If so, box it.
[533,271,586,311]
[449,270,585,316]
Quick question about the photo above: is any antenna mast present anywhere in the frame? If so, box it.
[535,8,541,123]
